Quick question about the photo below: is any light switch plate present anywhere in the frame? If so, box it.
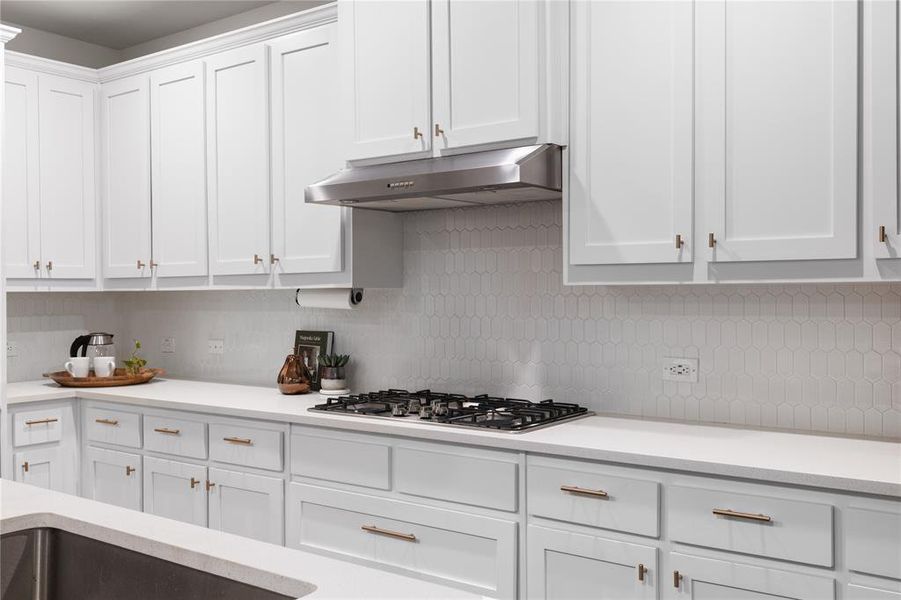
[161,337,175,353]
[6,341,18,358]
[662,357,698,382]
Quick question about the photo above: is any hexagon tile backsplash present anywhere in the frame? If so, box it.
[7,201,901,439]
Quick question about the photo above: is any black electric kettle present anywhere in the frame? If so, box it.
[70,333,115,359]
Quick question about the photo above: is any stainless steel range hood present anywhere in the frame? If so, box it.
[305,144,563,212]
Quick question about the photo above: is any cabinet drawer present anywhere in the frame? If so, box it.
[209,422,282,471]
[527,459,659,537]
[144,414,207,459]
[291,427,391,490]
[846,506,901,580]
[85,406,142,448]
[13,407,65,447]
[395,445,518,511]
[288,484,517,599]
[668,485,833,567]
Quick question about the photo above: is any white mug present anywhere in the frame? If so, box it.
[93,356,116,378]
[65,357,91,378]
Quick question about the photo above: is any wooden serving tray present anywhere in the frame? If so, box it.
[43,368,164,388]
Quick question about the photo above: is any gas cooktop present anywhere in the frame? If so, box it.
[309,389,592,433]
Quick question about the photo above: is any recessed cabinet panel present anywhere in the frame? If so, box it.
[3,66,41,279]
[207,467,283,545]
[150,61,208,278]
[101,75,152,279]
[568,0,693,265]
[14,447,76,495]
[700,0,857,262]
[143,456,207,527]
[84,446,142,511]
[846,506,901,580]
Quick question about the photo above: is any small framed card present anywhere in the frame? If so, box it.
[294,330,334,391]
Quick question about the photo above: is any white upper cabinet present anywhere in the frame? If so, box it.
[206,45,270,276]
[872,0,900,258]
[339,0,431,161]
[3,66,41,278]
[698,0,858,262]
[431,0,540,151]
[101,75,152,279]
[150,61,208,278]
[38,74,97,279]
[568,0,693,265]
[269,24,344,275]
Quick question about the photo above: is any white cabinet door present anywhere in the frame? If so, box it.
[698,0,857,262]
[873,0,901,258]
[207,467,283,545]
[206,45,270,276]
[431,0,540,151]
[568,0,693,265]
[671,553,834,600]
[269,25,344,275]
[150,61,208,278]
[527,525,656,600]
[101,75,152,279]
[339,0,431,160]
[84,446,142,511]
[13,447,77,495]
[38,74,96,279]
[143,456,207,527]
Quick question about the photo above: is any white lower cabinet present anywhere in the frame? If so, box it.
[13,447,77,495]
[208,467,283,545]
[526,525,657,600]
[670,553,835,600]
[143,456,207,527]
[83,446,142,511]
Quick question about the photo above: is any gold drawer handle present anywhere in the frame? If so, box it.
[206,480,216,491]
[190,477,200,489]
[560,484,608,498]
[673,570,682,588]
[95,418,119,426]
[361,525,416,542]
[713,508,772,523]
[637,563,647,582]
[22,461,29,473]
[223,436,252,446]
[126,466,136,476]
[154,427,180,435]
[25,418,58,426]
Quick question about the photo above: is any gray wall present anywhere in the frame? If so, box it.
[7,201,901,440]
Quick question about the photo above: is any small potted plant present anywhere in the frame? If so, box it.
[318,354,350,391]
[123,339,148,375]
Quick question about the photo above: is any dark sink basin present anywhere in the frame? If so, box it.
[1,528,294,600]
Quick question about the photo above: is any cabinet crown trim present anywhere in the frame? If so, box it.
[0,24,21,44]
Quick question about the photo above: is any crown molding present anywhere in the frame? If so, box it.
[5,51,100,82]
[97,2,337,82]
[0,24,21,44]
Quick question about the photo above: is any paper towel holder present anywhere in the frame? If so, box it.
[295,288,364,307]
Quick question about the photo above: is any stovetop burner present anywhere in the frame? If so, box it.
[309,389,592,433]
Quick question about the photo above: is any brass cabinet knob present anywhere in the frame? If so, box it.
[675,234,684,249]
[637,564,647,582]
[22,461,29,473]
[673,570,682,588]
[190,477,200,489]
[707,233,716,248]
[206,480,216,491]
[253,254,263,265]
[33,260,40,270]
[413,126,423,139]
[126,466,136,476]
[150,260,158,268]
[434,123,444,137]
[270,254,279,265]
[137,260,146,269]
[45,261,53,271]
[880,225,887,243]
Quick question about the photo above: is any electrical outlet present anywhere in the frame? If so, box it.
[662,357,698,382]
[161,337,175,353]
[208,339,224,355]
[6,341,18,358]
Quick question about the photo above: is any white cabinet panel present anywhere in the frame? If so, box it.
[846,505,901,580]
[208,467,283,545]
[101,74,152,279]
[206,45,270,276]
[847,585,901,600]
[269,24,344,275]
[431,0,540,151]
[3,66,41,278]
[84,446,142,511]
[13,447,76,495]
[13,407,65,447]
[699,0,857,262]
[873,0,901,257]
[143,456,207,527]
[339,0,431,160]
[38,74,96,279]
[568,0,693,265]
[150,61,208,278]
[526,525,656,600]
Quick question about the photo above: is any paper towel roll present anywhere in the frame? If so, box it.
[295,288,363,310]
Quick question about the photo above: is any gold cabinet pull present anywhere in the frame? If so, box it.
[45,261,53,271]
[153,427,180,435]
[190,477,200,489]
[637,563,647,582]
[361,525,416,542]
[33,260,40,270]
[25,417,58,426]
[137,260,146,269]
[22,461,29,473]
[675,234,684,249]
[413,126,423,139]
[880,225,887,243]
[434,123,444,137]
[673,570,682,588]
[560,484,608,498]
[126,465,136,476]
[712,508,772,523]
[150,260,158,268]
[270,254,279,265]
[95,418,119,426]
[253,254,263,265]
[206,480,216,491]
[707,233,716,248]
[223,436,252,446]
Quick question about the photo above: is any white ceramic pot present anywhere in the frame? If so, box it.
[320,378,347,391]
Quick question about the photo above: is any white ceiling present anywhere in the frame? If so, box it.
[0,0,282,49]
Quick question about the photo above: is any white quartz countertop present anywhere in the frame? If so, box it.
[8,378,901,497]
[0,480,481,600]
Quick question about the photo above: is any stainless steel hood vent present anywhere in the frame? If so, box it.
[305,144,562,212]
